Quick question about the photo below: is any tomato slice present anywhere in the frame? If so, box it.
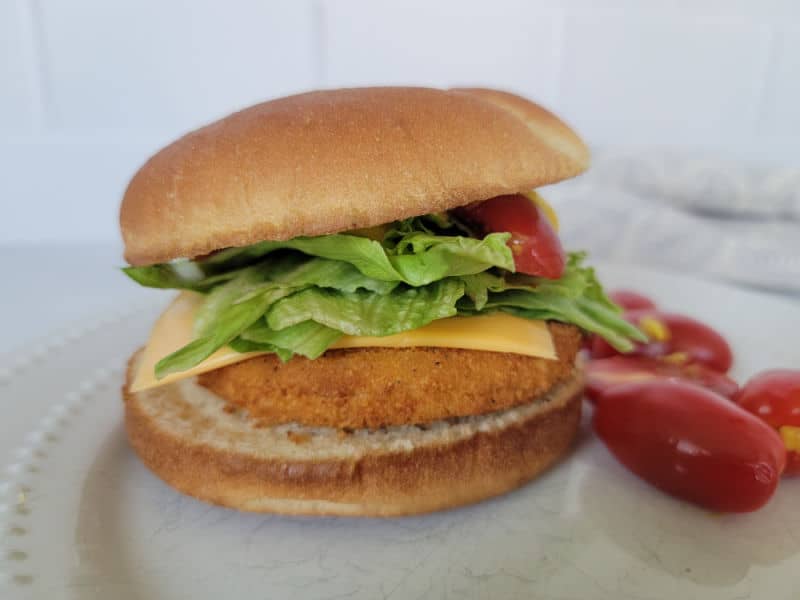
[594,380,786,512]
[590,309,733,373]
[585,356,739,404]
[458,194,565,279]
[609,289,657,311]
[736,369,800,476]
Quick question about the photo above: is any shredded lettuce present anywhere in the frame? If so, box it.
[124,217,644,379]
[457,254,646,352]
[237,321,343,361]
[264,279,465,337]
[125,221,513,289]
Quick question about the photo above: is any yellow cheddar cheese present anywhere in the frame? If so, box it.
[130,291,556,392]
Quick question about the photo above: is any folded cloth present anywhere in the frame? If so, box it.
[587,151,800,222]
[546,178,800,295]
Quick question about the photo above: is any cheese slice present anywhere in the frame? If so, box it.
[130,291,557,392]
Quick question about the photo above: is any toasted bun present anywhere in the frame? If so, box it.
[120,87,589,266]
[124,351,583,517]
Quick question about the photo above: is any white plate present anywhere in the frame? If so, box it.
[1,262,799,600]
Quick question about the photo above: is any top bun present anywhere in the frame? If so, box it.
[120,87,589,266]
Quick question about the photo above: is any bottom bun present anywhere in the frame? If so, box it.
[123,351,583,517]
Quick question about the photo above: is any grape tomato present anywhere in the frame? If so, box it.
[736,369,800,476]
[736,370,800,428]
[590,309,733,373]
[585,355,739,404]
[594,380,786,512]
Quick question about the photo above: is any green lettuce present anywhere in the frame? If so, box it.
[124,217,644,379]
[236,321,343,361]
[264,279,464,336]
[155,287,276,378]
[458,254,646,352]
[125,222,513,289]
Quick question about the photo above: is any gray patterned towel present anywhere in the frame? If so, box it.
[545,153,800,295]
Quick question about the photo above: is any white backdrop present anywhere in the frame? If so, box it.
[2,0,799,244]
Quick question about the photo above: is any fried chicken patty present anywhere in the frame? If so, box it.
[198,322,582,429]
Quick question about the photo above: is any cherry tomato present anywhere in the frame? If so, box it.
[594,380,786,512]
[585,356,739,404]
[735,370,800,427]
[609,289,657,311]
[590,309,733,373]
[787,453,800,476]
[459,194,565,279]
[736,369,800,476]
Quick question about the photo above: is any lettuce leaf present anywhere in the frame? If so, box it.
[386,231,512,285]
[126,217,643,379]
[459,254,647,352]
[151,252,642,379]
[263,254,399,294]
[124,227,513,289]
[154,288,276,378]
[237,320,342,360]
[265,279,464,336]
[122,261,237,292]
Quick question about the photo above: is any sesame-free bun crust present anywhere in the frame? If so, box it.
[120,87,589,265]
[124,351,583,517]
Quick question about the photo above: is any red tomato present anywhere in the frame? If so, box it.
[736,369,800,476]
[735,370,800,428]
[609,289,657,311]
[459,194,565,279]
[594,380,786,512]
[787,453,800,476]
[585,356,739,404]
[590,309,733,373]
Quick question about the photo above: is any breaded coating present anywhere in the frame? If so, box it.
[198,322,582,429]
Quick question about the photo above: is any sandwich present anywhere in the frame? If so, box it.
[120,87,643,516]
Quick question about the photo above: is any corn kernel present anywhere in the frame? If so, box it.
[640,316,670,342]
[779,426,800,453]
[662,352,689,365]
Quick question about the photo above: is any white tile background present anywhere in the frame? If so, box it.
[1,0,799,244]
